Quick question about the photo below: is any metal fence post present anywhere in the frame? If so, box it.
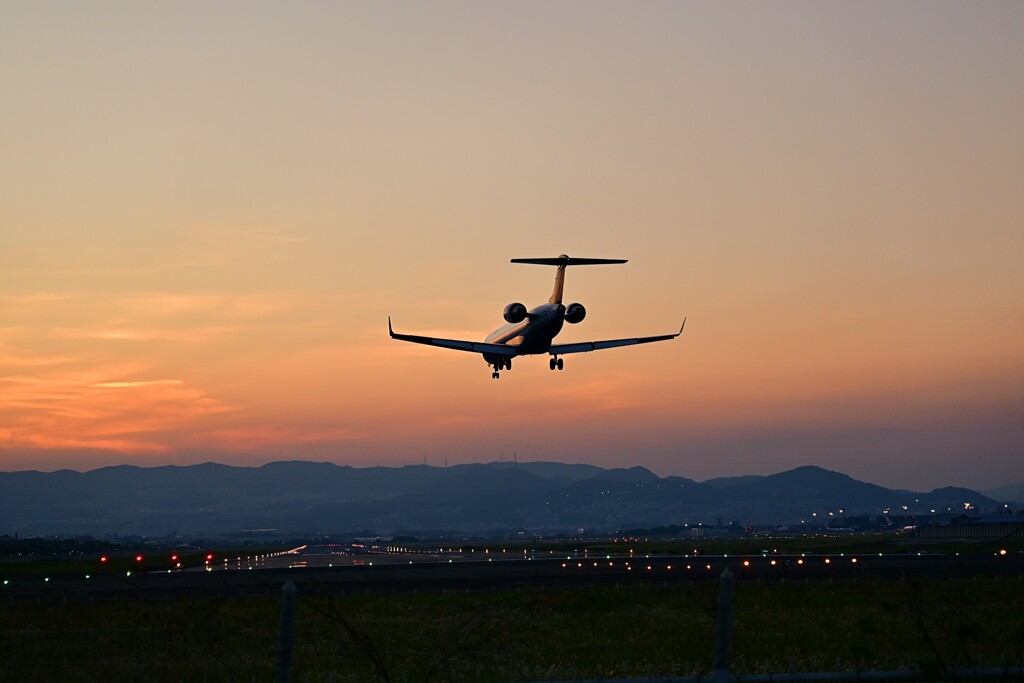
[277,579,297,683]
[713,567,734,683]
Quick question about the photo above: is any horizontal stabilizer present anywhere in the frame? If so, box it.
[511,255,627,266]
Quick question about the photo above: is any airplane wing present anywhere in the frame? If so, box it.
[548,319,686,355]
[388,317,519,356]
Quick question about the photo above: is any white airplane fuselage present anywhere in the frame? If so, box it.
[482,302,565,364]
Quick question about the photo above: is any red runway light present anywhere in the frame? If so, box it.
[99,556,108,563]
[171,554,179,562]
[135,555,143,562]
[206,553,214,561]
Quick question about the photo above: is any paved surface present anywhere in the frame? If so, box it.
[3,548,1022,603]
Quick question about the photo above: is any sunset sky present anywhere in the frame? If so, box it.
[2,3,1022,491]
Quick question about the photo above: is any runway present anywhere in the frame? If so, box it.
[3,547,1021,603]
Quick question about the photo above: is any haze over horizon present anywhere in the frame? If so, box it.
[2,4,1022,492]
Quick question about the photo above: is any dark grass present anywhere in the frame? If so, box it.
[3,575,1024,682]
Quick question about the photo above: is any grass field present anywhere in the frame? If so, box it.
[2,573,1023,682]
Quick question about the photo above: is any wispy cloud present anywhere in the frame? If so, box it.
[0,366,237,454]
[0,344,77,368]
[53,326,239,342]
[91,379,184,388]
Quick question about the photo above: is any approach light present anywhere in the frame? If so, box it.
[135,555,143,562]
[171,554,179,562]
[100,556,108,563]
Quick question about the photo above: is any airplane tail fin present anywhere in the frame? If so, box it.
[511,254,627,304]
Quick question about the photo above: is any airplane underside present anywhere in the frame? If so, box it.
[388,255,684,379]
[482,349,565,379]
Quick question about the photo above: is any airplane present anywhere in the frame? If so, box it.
[389,255,685,379]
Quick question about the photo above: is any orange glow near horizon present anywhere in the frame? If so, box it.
[1,4,1022,491]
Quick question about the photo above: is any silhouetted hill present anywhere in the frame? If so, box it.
[983,483,1024,504]
[0,461,1003,536]
[487,461,603,483]
[702,475,764,488]
[716,465,900,520]
[592,466,661,483]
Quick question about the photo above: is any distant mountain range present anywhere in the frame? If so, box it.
[0,461,1013,537]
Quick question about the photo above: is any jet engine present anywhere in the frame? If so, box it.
[565,302,586,324]
[503,302,528,323]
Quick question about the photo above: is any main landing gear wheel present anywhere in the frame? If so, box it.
[492,371,500,379]
[549,357,564,371]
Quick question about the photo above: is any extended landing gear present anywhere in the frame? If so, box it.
[549,356,564,371]
[491,358,512,379]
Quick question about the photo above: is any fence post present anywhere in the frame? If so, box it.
[713,567,734,683]
[277,579,297,683]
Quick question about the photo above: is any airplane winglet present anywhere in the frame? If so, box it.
[680,317,686,334]
[388,315,394,337]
